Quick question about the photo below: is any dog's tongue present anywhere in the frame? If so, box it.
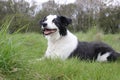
[44,30,51,35]
[44,29,56,35]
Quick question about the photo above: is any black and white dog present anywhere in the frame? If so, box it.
[40,14,120,62]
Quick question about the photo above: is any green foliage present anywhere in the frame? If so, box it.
[0,0,36,33]
[9,14,32,33]
[0,17,18,73]
[1,0,120,33]
[0,16,29,74]
[99,7,120,34]
[74,12,95,32]
[1,15,32,33]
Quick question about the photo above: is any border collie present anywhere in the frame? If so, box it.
[40,14,120,62]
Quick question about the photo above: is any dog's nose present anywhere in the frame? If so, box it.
[42,23,47,27]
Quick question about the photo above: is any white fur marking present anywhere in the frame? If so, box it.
[97,52,111,62]
[45,30,78,60]
[45,15,58,29]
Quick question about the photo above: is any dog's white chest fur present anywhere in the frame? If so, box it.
[45,31,78,60]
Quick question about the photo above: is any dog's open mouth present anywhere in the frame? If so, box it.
[43,28,57,35]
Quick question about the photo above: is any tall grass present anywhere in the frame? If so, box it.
[0,16,26,74]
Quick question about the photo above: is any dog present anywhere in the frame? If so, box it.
[40,14,120,62]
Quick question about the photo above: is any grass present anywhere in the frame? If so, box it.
[0,32,119,80]
[0,18,120,80]
[0,16,22,73]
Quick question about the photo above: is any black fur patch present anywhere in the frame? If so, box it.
[69,41,118,61]
[53,16,72,36]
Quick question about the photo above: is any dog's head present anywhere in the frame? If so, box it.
[40,15,72,37]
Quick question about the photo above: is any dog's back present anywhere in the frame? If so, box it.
[69,41,119,61]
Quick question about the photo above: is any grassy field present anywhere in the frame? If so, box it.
[0,18,120,80]
[0,30,120,80]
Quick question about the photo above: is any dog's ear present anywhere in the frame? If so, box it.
[59,16,72,26]
[39,16,47,25]
[39,20,43,25]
